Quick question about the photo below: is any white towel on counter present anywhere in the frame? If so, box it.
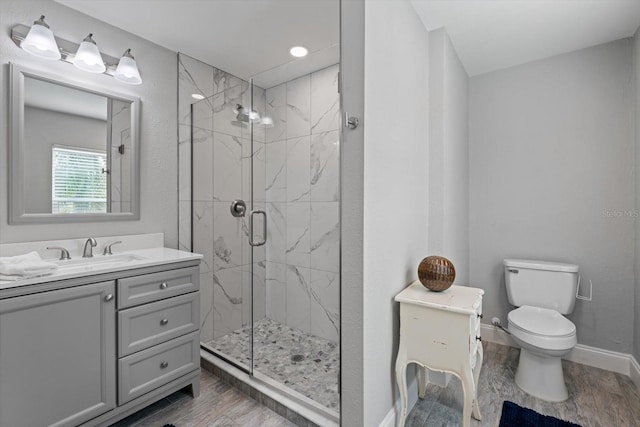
[0,251,58,280]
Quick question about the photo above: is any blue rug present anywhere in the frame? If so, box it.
[499,401,581,427]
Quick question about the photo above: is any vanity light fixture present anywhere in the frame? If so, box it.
[289,46,308,58]
[20,15,60,60]
[191,93,205,100]
[73,34,106,73]
[114,49,142,85]
[11,19,143,85]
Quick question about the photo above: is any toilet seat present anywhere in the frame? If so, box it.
[508,306,577,351]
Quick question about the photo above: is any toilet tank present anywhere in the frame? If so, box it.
[504,259,579,314]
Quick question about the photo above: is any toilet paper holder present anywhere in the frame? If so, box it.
[575,275,593,301]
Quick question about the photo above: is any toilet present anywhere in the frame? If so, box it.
[504,259,579,402]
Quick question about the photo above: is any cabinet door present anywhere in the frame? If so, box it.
[0,281,116,427]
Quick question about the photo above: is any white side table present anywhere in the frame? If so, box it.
[394,282,484,427]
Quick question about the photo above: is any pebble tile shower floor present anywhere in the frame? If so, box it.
[205,317,339,411]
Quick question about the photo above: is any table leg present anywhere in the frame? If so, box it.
[471,344,483,420]
[460,365,476,427]
[417,365,428,399]
[395,355,408,427]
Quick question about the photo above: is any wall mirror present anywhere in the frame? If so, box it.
[9,63,140,223]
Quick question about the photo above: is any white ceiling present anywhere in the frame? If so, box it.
[55,0,339,87]
[411,0,640,76]
[55,1,640,82]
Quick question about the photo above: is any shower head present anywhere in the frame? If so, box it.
[235,104,260,123]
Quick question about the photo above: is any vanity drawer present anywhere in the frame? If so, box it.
[119,292,200,356]
[118,331,200,405]
[118,267,199,308]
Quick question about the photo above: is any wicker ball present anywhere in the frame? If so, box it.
[418,256,455,292]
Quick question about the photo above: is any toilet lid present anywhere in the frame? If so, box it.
[508,305,576,337]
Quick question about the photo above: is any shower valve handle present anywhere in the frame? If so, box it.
[230,200,246,217]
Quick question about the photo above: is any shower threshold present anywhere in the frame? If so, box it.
[201,349,339,427]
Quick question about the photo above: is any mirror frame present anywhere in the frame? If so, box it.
[9,62,141,224]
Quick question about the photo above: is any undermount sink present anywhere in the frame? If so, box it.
[54,253,148,273]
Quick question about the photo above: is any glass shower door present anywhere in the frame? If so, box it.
[192,85,254,373]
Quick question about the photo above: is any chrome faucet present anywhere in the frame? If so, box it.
[103,240,122,256]
[47,246,71,260]
[82,238,97,258]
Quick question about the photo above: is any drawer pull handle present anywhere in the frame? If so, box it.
[160,282,168,290]
[160,361,169,369]
[477,313,483,319]
[160,318,169,326]
[476,336,482,342]
[104,294,114,302]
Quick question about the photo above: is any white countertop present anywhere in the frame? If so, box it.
[0,247,202,291]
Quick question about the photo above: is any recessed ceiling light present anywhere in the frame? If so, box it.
[289,46,308,58]
[191,93,205,100]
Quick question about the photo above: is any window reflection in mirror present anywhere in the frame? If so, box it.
[51,146,107,214]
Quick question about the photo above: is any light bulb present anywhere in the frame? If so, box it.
[74,34,106,73]
[114,49,142,85]
[21,15,60,60]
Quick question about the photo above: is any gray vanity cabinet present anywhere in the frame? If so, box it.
[0,281,116,427]
[0,260,200,427]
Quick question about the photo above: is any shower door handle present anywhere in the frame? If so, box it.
[249,209,267,247]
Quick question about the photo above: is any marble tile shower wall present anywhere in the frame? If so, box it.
[264,64,340,343]
[178,54,267,343]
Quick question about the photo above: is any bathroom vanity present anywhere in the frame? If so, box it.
[0,244,201,427]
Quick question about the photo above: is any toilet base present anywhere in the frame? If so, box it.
[515,347,569,402]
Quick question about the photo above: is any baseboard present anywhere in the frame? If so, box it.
[427,369,451,387]
[481,324,636,376]
[379,407,396,427]
[379,375,418,427]
[566,344,631,374]
[630,354,640,389]
[481,323,517,347]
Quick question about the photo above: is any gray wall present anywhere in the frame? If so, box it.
[634,29,640,362]
[428,28,469,283]
[362,0,429,425]
[0,0,178,246]
[339,0,365,424]
[469,39,635,353]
